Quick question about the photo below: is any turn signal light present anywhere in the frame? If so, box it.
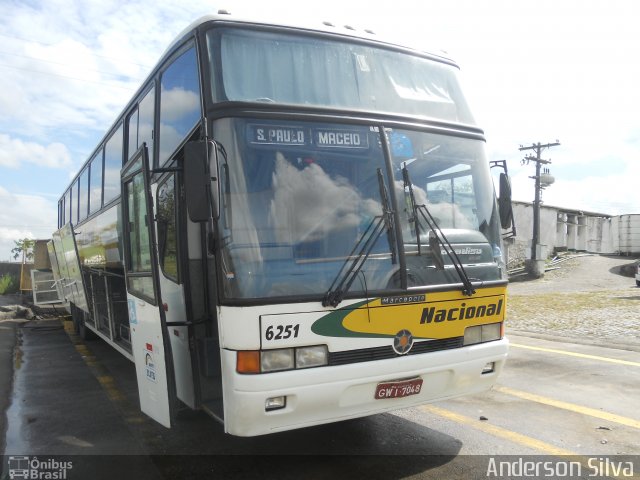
[236,351,260,374]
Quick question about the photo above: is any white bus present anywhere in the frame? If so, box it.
[49,12,513,436]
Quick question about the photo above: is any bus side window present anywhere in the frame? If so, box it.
[103,124,124,205]
[157,175,179,282]
[127,87,156,164]
[89,148,104,215]
[58,199,63,228]
[78,167,89,222]
[74,177,80,224]
[126,106,139,161]
[138,87,155,165]
[158,45,201,166]
[68,186,73,226]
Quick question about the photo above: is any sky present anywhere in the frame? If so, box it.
[1,0,639,260]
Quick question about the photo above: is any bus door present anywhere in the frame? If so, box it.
[121,145,176,428]
[182,139,225,422]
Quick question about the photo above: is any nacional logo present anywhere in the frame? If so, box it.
[392,329,414,355]
[420,299,503,324]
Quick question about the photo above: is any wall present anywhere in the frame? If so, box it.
[503,202,639,268]
[617,215,640,255]
[0,262,22,279]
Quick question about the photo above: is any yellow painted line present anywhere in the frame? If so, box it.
[74,344,92,356]
[62,321,75,334]
[510,343,640,367]
[421,404,577,456]
[421,405,640,480]
[63,319,149,426]
[495,386,640,430]
[96,375,127,402]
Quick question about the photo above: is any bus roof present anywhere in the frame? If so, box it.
[57,11,458,201]
[165,11,455,65]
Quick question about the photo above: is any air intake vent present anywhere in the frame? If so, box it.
[328,337,463,366]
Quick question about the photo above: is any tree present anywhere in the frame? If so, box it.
[11,238,35,264]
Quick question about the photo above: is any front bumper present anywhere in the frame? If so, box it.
[220,337,509,436]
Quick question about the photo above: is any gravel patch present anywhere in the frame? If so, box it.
[506,255,640,347]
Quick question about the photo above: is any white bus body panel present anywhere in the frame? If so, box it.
[127,295,172,428]
[215,291,508,436]
[159,275,195,409]
[221,338,508,436]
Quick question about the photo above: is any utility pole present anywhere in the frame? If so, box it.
[520,141,560,277]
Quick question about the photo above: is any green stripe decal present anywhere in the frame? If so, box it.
[311,300,394,338]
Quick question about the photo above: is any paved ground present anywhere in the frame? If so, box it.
[2,317,639,479]
[507,255,640,349]
[1,256,639,479]
[0,294,26,458]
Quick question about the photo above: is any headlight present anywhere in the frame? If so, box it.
[481,323,501,342]
[261,349,294,372]
[463,325,482,346]
[238,345,329,374]
[296,345,328,369]
[464,322,502,346]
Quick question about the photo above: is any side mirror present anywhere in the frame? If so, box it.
[184,140,219,222]
[498,172,514,230]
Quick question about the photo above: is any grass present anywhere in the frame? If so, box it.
[506,289,639,337]
[0,273,19,295]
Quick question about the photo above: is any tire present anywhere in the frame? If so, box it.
[636,280,640,287]
[71,303,97,340]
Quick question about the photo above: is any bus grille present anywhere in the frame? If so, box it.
[328,337,464,366]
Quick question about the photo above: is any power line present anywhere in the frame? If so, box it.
[0,32,154,69]
[0,63,137,91]
[0,50,145,81]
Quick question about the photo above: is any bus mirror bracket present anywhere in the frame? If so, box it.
[184,140,219,222]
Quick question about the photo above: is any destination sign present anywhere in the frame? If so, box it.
[248,125,307,146]
[314,129,369,149]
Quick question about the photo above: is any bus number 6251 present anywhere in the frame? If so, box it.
[265,324,300,341]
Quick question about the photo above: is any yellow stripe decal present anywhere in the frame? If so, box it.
[510,343,640,367]
[495,386,640,430]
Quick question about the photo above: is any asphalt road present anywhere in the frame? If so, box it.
[1,302,639,480]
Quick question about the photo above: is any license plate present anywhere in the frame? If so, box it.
[374,378,423,399]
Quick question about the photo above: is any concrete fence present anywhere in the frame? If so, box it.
[503,201,639,268]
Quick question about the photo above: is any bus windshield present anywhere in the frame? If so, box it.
[214,118,504,300]
[209,28,475,125]
[388,129,503,288]
[215,119,395,299]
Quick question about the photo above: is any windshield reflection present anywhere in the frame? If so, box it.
[216,119,395,299]
[269,153,381,245]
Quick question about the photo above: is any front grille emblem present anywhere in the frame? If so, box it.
[393,329,414,355]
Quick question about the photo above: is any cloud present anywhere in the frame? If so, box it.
[509,157,640,215]
[0,187,56,261]
[0,0,212,140]
[0,134,72,169]
[269,154,381,243]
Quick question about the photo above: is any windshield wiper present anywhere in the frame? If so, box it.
[402,165,476,297]
[322,169,396,308]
